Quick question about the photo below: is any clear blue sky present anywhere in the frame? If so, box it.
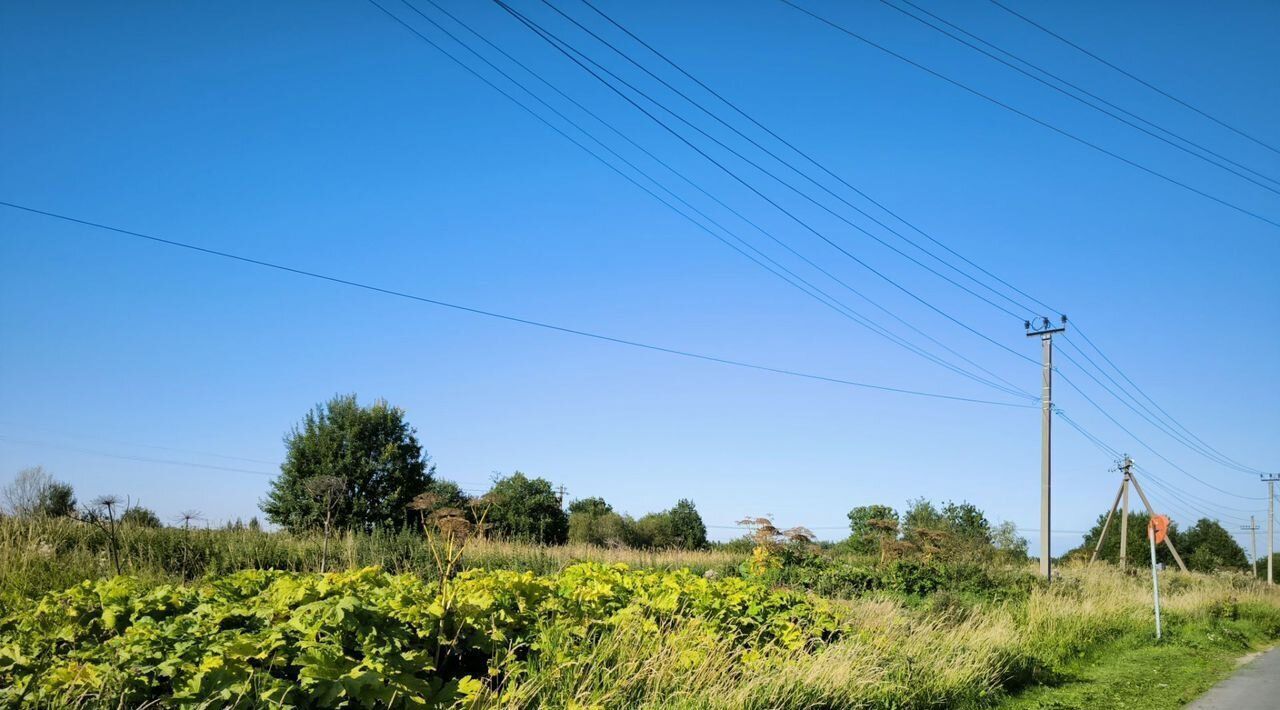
[2,0,1277,554]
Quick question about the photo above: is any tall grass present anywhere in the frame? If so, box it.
[487,563,1280,708]
[0,516,742,610]
[4,514,1278,708]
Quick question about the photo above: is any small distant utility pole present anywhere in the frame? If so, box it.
[555,484,568,507]
[1265,474,1279,586]
[1027,315,1066,581]
[1241,516,1260,578]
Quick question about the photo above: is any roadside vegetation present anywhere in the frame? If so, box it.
[1,394,1276,708]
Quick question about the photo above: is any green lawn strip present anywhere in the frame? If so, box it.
[996,619,1276,710]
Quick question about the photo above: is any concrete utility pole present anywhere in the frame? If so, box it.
[1241,517,1259,578]
[1119,457,1132,569]
[1027,315,1066,581]
[1266,475,1279,586]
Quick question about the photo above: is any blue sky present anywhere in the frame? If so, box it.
[1,0,1277,555]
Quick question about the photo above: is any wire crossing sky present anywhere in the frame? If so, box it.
[1,0,1276,554]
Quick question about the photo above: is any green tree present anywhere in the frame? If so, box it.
[40,482,77,518]
[3,466,76,518]
[991,521,1029,562]
[629,500,707,550]
[120,506,162,528]
[483,472,568,544]
[941,501,992,545]
[426,480,472,512]
[900,498,944,544]
[1180,518,1248,572]
[568,497,626,546]
[846,504,899,554]
[568,497,612,517]
[632,512,675,548]
[569,510,636,547]
[667,499,707,549]
[262,394,432,533]
[1077,509,1181,568]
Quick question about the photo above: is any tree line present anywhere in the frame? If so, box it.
[1,394,1261,573]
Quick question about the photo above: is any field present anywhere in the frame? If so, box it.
[1,517,1278,708]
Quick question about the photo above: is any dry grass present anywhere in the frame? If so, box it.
[484,562,1280,708]
[3,515,1278,708]
[0,516,743,610]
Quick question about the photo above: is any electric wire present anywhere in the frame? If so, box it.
[1138,469,1253,522]
[366,0,1034,400]
[1070,324,1273,475]
[1059,335,1244,471]
[495,0,1044,369]
[0,422,279,466]
[777,0,1280,230]
[418,1,1265,486]
[575,0,1059,317]
[0,435,276,477]
[880,0,1280,193]
[537,0,1039,320]
[548,0,1270,478]
[1058,411,1264,521]
[1055,342,1259,475]
[1055,412,1256,528]
[986,0,1280,157]
[0,199,1037,409]
[396,0,1035,400]
[1055,367,1266,500]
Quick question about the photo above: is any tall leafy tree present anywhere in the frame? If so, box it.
[120,506,162,528]
[568,497,625,546]
[482,472,568,544]
[1180,518,1248,572]
[990,521,1029,561]
[941,501,992,545]
[846,504,899,554]
[667,499,708,549]
[3,466,75,517]
[1077,509,1180,568]
[629,500,707,550]
[900,498,945,544]
[262,394,432,533]
[568,497,613,518]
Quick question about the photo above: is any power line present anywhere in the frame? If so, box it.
[1054,413,1257,527]
[0,435,276,477]
[0,200,1036,409]
[1055,368,1265,500]
[388,0,1034,401]
[879,0,1280,194]
[458,0,1267,479]
[574,0,1059,317]
[496,0,1043,370]
[776,0,1280,230]
[0,422,279,466]
[1055,341,1260,475]
[986,0,1280,157]
[537,0,1038,321]
[1069,324,1272,475]
[1138,469,1253,522]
